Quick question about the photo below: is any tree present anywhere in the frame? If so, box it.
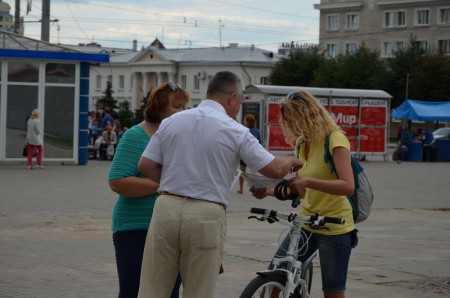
[313,46,389,90]
[97,81,119,112]
[269,47,325,86]
[132,90,151,125]
[118,100,134,129]
[385,37,426,108]
[409,53,450,102]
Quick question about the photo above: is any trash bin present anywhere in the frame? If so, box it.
[407,142,423,162]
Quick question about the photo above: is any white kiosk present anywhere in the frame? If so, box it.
[242,85,392,160]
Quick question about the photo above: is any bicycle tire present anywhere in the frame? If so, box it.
[239,275,287,298]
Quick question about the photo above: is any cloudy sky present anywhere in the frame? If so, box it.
[9,0,320,52]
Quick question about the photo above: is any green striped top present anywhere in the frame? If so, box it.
[108,125,157,233]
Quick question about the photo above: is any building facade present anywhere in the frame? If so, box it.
[85,42,281,112]
[0,0,23,35]
[314,0,450,58]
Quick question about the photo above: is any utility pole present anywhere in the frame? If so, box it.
[41,0,50,42]
[14,0,20,34]
[219,19,224,47]
[405,73,410,100]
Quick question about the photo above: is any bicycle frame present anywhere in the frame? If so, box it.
[242,208,344,298]
[256,220,316,298]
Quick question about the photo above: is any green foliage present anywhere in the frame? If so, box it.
[131,90,151,125]
[269,38,449,109]
[410,54,450,102]
[269,48,324,86]
[118,100,134,129]
[313,46,388,90]
[97,81,119,111]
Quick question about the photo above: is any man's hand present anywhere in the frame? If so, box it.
[249,186,270,199]
[291,157,303,173]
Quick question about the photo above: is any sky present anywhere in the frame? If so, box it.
[6,0,320,52]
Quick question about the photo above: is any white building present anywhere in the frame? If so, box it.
[82,41,282,111]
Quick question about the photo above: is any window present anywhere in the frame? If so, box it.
[383,42,393,57]
[415,9,429,26]
[260,77,268,85]
[181,75,187,89]
[346,13,359,30]
[384,12,393,27]
[345,43,357,55]
[397,11,406,26]
[384,11,405,27]
[327,15,339,31]
[118,75,125,90]
[439,8,450,24]
[414,40,428,51]
[395,41,405,51]
[96,75,101,89]
[326,43,338,58]
[193,75,200,91]
[438,39,450,54]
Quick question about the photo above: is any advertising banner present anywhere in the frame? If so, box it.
[264,95,388,153]
[267,125,292,151]
[267,96,283,124]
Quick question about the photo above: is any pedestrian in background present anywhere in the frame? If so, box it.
[137,71,302,298]
[237,113,261,194]
[108,82,189,298]
[26,109,44,169]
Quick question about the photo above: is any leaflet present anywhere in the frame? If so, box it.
[240,172,284,188]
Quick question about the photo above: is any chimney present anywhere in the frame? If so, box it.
[133,40,138,52]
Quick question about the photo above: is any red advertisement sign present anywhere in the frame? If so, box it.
[342,127,358,152]
[329,98,358,127]
[265,96,388,153]
[268,125,293,151]
[359,128,386,152]
[360,99,387,126]
[267,96,283,124]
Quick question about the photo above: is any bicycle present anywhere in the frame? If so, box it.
[239,207,345,298]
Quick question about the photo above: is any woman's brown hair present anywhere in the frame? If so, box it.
[244,114,256,128]
[143,82,189,123]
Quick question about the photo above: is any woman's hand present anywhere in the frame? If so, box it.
[249,186,271,200]
[288,176,308,196]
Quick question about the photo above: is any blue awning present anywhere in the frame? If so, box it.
[392,99,450,121]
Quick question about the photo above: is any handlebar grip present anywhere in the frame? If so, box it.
[323,217,345,224]
[250,207,266,215]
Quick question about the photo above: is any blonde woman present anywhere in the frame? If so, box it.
[26,109,44,169]
[251,91,357,298]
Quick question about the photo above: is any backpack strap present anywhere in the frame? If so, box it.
[324,132,360,220]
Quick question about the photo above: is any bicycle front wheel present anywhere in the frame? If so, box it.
[240,275,288,298]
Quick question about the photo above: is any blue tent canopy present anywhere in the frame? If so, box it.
[392,99,450,121]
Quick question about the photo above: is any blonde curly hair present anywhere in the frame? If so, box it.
[279,90,342,146]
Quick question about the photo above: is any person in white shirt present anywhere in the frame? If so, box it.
[137,71,302,298]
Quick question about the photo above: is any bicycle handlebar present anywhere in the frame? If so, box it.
[250,207,345,226]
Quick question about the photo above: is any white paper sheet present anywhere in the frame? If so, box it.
[240,172,284,188]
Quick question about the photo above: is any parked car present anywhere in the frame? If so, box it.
[433,127,450,140]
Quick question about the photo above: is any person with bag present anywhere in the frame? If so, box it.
[26,109,44,169]
[250,90,357,298]
[99,121,117,160]
[108,82,189,298]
